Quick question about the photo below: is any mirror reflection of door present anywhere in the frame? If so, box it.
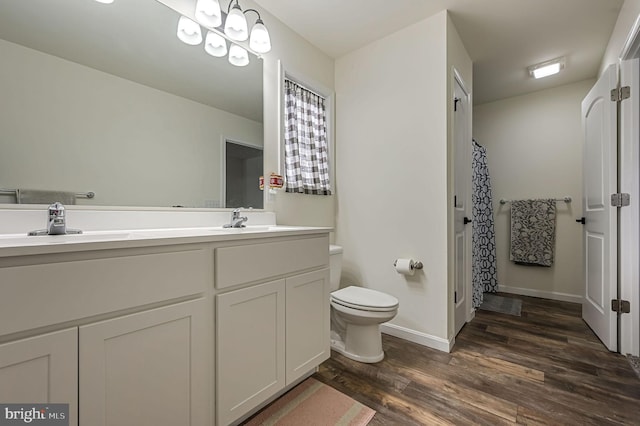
[224,140,264,209]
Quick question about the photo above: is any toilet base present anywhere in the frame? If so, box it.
[330,325,385,363]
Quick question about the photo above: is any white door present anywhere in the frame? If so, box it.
[619,58,640,356]
[582,64,618,351]
[453,72,472,335]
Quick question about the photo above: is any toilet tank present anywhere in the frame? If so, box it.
[329,245,343,292]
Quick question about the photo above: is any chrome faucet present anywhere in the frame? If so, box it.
[28,202,83,236]
[223,208,248,228]
[47,201,67,235]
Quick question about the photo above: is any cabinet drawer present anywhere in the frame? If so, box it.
[215,235,329,289]
[0,248,210,336]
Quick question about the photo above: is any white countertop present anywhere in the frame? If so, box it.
[0,225,332,257]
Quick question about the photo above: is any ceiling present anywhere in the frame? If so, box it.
[255,0,624,104]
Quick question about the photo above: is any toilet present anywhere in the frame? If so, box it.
[329,245,399,363]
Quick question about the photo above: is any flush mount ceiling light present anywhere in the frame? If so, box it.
[175,0,271,67]
[528,57,565,79]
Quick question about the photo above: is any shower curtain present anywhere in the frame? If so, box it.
[471,140,498,308]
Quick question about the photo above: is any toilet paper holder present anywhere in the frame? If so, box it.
[393,259,423,270]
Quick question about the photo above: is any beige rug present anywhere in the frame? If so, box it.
[244,377,376,426]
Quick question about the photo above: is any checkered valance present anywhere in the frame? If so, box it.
[284,79,331,195]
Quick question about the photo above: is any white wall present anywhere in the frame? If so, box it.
[473,79,594,302]
[335,11,469,351]
[0,39,262,208]
[446,13,474,337]
[257,2,336,227]
[600,0,640,75]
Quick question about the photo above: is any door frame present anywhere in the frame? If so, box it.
[220,137,264,209]
[452,67,473,336]
[619,15,640,356]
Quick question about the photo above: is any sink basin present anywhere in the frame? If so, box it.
[33,232,132,243]
[130,228,230,238]
[0,232,132,247]
[216,226,270,233]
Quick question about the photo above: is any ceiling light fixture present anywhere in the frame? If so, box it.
[177,16,203,45]
[528,57,565,79]
[175,0,271,67]
[195,0,222,28]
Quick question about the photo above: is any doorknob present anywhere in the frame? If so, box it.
[464,217,472,225]
[576,217,586,225]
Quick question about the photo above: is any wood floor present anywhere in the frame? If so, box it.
[313,294,640,425]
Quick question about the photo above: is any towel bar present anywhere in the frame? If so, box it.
[0,189,95,199]
[500,196,571,205]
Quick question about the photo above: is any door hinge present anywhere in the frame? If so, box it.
[454,291,457,303]
[612,299,631,314]
[611,86,631,102]
[611,193,631,207]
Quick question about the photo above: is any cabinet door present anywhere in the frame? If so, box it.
[0,328,78,426]
[217,279,285,426]
[285,268,330,385]
[79,299,210,426]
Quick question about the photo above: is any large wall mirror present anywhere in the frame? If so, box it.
[0,0,264,209]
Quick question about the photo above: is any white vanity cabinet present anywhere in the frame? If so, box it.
[216,279,286,426]
[215,235,330,425]
[0,245,212,426]
[285,269,330,385]
[79,298,209,426]
[0,227,330,426]
[0,328,79,425]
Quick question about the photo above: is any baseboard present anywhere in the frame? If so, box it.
[380,323,453,353]
[498,284,584,304]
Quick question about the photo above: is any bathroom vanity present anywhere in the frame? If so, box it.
[0,226,330,426]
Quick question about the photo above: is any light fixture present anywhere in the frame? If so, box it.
[528,57,565,79]
[228,44,249,66]
[177,16,203,46]
[94,0,114,3]
[205,31,227,57]
[224,2,249,41]
[249,17,271,53]
[174,1,271,66]
[195,0,222,28]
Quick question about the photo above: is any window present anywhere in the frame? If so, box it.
[283,78,331,195]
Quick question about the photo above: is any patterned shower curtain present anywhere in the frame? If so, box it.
[471,140,498,308]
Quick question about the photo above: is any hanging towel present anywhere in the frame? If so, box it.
[510,199,556,267]
[17,189,76,205]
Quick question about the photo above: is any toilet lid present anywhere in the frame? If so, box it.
[331,286,399,311]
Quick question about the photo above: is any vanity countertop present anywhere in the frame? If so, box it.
[0,225,332,258]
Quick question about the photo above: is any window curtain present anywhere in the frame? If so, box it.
[284,79,331,195]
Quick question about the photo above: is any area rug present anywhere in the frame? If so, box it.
[479,293,522,316]
[243,377,376,426]
[627,354,640,379]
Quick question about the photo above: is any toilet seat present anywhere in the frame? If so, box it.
[331,286,398,312]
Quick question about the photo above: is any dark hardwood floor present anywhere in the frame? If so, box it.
[313,294,640,425]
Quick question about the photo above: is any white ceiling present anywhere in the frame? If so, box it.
[255,0,624,104]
